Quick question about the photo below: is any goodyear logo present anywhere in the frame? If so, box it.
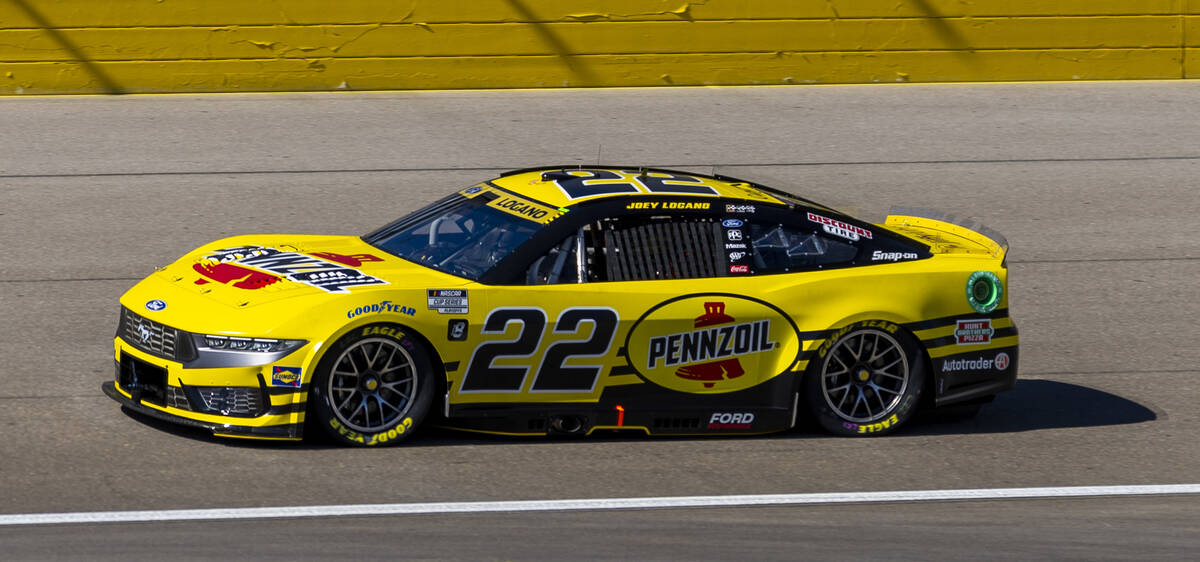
[626,296,799,394]
[487,195,562,224]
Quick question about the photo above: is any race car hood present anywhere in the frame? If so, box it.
[120,234,467,334]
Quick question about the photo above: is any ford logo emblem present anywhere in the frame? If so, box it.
[145,299,167,311]
[721,219,743,228]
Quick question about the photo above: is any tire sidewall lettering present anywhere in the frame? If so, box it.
[807,320,924,437]
[313,323,433,447]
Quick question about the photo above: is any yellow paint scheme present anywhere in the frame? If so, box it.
[112,171,1013,439]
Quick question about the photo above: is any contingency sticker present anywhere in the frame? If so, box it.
[428,289,468,314]
[954,319,994,345]
[807,212,873,241]
[271,366,302,388]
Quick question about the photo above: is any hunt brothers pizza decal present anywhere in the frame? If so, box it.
[194,245,388,293]
[626,295,800,394]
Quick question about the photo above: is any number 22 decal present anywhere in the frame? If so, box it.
[549,169,719,200]
[460,307,619,393]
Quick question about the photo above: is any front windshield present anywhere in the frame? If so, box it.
[364,194,541,280]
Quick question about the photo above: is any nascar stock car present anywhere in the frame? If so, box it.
[104,166,1017,446]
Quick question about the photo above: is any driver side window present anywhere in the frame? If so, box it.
[750,222,857,273]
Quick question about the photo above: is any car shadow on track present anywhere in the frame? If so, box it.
[118,379,1157,448]
[906,379,1157,435]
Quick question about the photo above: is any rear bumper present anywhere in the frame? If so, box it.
[931,345,1018,407]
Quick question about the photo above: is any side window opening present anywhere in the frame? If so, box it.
[602,216,723,281]
[751,223,857,272]
[526,231,581,285]
[523,216,725,284]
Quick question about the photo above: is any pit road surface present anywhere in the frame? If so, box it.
[1,82,1198,559]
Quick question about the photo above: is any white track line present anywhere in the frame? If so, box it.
[3,484,1199,526]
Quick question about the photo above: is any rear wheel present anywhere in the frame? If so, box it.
[310,324,434,447]
[805,321,925,436]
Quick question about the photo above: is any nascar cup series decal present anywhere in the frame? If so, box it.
[625,295,800,394]
[194,245,387,293]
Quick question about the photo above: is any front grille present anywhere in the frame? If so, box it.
[166,385,191,410]
[119,308,196,362]
[118,353,167,406]
[193,387,264,417]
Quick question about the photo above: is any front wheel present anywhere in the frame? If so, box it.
[805,321,925,436]
[310,324,435,447]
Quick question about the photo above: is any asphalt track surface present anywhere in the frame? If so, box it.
[2,82,1199,559]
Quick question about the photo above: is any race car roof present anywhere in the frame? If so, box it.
[487,166,809,210]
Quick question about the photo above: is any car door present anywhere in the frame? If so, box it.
[449,209,803,409]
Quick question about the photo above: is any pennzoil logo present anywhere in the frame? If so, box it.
[627,295,799,394]
[647,302,775,388]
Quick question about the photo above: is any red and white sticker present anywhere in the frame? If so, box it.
[955,319,994,345]
[807,212,872,241]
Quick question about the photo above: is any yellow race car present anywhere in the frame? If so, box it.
[104,166,1016,445]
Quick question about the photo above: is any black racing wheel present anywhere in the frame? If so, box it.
[310,323,435,446]
[805,320,925,436]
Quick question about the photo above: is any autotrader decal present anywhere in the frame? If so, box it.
[196,246,388,293]
[940,351,1010,373]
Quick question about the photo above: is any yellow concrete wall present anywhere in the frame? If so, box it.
[1,0,1196,94]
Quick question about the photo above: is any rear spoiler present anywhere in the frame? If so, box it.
[884,206,1008,260]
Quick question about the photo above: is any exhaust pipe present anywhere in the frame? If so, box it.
[549,415,586,435]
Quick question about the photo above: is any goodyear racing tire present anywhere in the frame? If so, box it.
[805,320,925,437]
[310,323,435,447]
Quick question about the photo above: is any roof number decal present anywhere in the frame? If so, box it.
[547,169,719,201]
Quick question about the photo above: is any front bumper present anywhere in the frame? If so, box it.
[107,339,308,441]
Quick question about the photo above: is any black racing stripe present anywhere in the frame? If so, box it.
[903,309,1010,332]
[267,401,307,415]
[608,364,638,377]
[444,361,461,373]
[797,330,832,341]
[922,326,1019,350]
[266,384,308,395]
